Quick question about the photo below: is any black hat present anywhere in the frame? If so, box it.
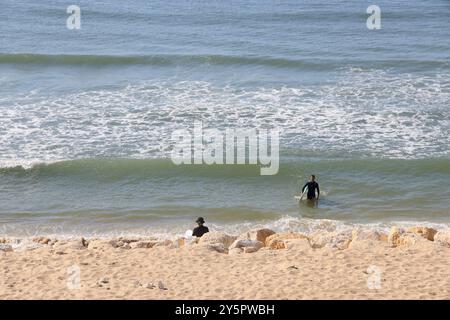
[196,217,205,224]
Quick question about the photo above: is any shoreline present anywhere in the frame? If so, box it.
[2,215,450,243]
[1,225,450,299]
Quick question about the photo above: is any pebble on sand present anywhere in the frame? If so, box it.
[0,244,13,252]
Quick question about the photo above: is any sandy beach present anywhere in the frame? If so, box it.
[1,226,450,300]
[1,0,449,305]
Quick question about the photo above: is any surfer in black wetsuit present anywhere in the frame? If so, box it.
[302,175,320,201]
[192,217,209,237]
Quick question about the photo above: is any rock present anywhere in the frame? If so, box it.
[387,226,405,247]
[434,231,450,247]
[205,243,228,254]
[351,228,384,242]
[143,282,155,289]
[265,238,286,250]
[406,233,423,246]
[243,246,259,253]
[237,229,276,244]
[229,239,264,253]
[407,227,437,241]
[196,232,236,253]
[388,227,427,247]
[121,243,131,249]
[158,281,168,290]
[379,233,388,242]
[283,238,312,250]
[109,240,124,248]
[130,241,156,249]
[309,231,352,250]
[0,244,13,252]
[348,228,387,248]
[198,232,237,248]
[32,237,51,245]
[265,232,309,249]
[396,233,424,247]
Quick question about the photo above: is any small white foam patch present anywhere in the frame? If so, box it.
[0,69,449,168]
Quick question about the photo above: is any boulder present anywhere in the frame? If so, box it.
[394,234,416,247]
[243,246,260,253]
[266,238,285,249]
[198,232,237,248]
[265,232,309,249]
[434,231,450,248]
[379,233,388,242]
[143,282,155,289]
[351,228,384,242]
[348,228,387,248]
[407,227,437,241]
[109,240,124,248]
[229,239,264,253]
[308,231,352,250]
[283,238,311,250]
[237,229,276,244]
[387,226,405,247]
[388,227,428,247]
[205,243,228,254]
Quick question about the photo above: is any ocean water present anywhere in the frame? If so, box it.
[0,0,449,238]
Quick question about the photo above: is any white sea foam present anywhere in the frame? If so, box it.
[0,69,448,168]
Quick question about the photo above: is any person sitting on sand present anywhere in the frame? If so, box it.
[302,175,320,201]
[192,217,209,237]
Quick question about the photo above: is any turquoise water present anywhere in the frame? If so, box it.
[0,0,449,237]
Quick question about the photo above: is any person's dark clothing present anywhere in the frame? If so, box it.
[193,225,209,237]
[302,181,320,200]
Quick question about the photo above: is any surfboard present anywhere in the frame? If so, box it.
[295,187,308,202]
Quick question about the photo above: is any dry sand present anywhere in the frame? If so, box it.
[1,226,450,300]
